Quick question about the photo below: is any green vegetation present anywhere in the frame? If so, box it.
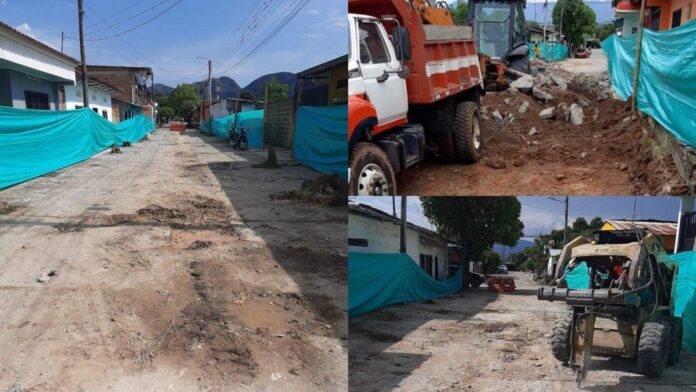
[421,197,524,269]
[451,2,469,25]
[167,84,201,122]
[595,22,616,42]
[552,0,596,49]
[263,77,290,101]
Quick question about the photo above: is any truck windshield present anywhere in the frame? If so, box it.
[473,3,512,59]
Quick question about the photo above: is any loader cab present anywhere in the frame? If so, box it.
[468,0,529,72]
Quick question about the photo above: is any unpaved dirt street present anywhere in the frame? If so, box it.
[400,52,685,196]
[0,130,347,391]
[349,271,696,392]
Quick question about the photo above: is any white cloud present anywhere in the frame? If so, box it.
[15,22,35,38]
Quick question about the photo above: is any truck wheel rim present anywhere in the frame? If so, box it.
[473,117,481,150]
[358,164,388,196]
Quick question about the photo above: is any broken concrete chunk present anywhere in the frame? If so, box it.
[539,107,556,120]
[492,110,504,124]
[504,98,512,105]
[518,101,529,113]
[549,74,567,90]
[581,152,588,159]
[569,103,584,126]
[593,107,599,121]
[622,116,632,128]
[529,127,538,136]
[532,87,554,101]
[510,74,534,92]
[576,95,591,107]
[557,103,570,122]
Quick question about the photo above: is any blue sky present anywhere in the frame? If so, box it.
[0,0,346,86]
[352,196,681,238]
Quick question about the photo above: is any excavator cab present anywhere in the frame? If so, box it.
[468,0,530,88]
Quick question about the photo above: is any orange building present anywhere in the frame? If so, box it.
[613,0,694,35]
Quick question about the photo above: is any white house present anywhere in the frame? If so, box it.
[210,98,257,119]
[62,76,120,122]
[0,21,79,110]
[348,202,450,280]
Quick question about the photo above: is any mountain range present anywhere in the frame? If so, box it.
[493,239,535,255]
[150,72,297,99]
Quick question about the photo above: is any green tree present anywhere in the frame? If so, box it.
[263,77,289,101]
[451,2,469,25]
[239,91,256,101]
[420,197,524,263]
[589,216,604,230]
[179,100,196,123]
[552,0,596,50]
[168,84,201,118]
[158,106,174,122]
[154,93,169,108]
[595,22,616,41]
[481,250,503,274]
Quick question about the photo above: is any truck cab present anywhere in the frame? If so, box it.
[468,0,529,73]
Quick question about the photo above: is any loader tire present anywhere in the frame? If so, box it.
[453,101,483,163]
[667,318,683,366]
[638,321,670,378]
[550,313,572,364]
[349,142,396,196]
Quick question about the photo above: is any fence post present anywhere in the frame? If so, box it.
[262,85,268,148]
[631,0,648,113]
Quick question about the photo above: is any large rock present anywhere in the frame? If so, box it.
[539,107,556,120]
[533,87,554,101]
[549,74,567,90]
[570,103,584,126]
[492,110,505,124]
[510,74,534,92]
[518,101,530,113]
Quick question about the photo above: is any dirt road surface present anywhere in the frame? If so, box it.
[0,130,347,391]
[399,53,684,196]
[349,271,696,392]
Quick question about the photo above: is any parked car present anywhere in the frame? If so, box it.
[496,264,509,274]
[575,47,592,58]
[469,272,486,288]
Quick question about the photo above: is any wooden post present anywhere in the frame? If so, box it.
[262,85,268,147]
[631,0,648,113]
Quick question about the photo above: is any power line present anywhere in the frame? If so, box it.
[214,0,309,77]
[66,0,183,42]
[85,0,176,36]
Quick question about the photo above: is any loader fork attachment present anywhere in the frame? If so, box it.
[570,311,596,387]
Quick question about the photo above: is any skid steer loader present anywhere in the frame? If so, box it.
[537,229,683,386]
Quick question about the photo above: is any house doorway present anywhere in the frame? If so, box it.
[24,91,49,110]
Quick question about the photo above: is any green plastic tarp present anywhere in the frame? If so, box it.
[208,109,264,149]
[349,252,463,317]
[602,19,696,147]
[528,42,568,62]
[292,105,348,180]
[0,106,154,189]
[665,251,696,353]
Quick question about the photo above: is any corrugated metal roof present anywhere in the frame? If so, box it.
[605,220,677,236]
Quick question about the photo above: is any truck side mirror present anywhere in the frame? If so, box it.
[392,26,412,61]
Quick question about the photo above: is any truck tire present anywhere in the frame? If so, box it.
[349,142,397,196]
[638,321,670,378]
[509,55,530,74]
[667,318,683,366]
[550,313,572,364]
[435,131,457,162]
[453,101,483,163]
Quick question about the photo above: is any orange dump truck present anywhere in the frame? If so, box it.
[348,0,485,195]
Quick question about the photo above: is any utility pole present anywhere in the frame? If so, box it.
[208,59,212,127]
[631,0,648,113]
[559,0,565,49]
[61,32,64,53]
[543,0,548,44]
[392,195,396,217]
[563,196,569,248]
[77,0,89,107]
[400,196,407,253]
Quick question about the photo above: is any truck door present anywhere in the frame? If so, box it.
[355,19,408,127]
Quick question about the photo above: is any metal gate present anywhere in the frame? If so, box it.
[264,98,295,148]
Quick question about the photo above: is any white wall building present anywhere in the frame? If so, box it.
[210,98,257,119]
[0,21,79,110]
[348,203,450,280]
[62,77,120,122]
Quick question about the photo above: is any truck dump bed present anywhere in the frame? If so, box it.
[350,0,483,105]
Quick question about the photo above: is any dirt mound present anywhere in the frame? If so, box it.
[111,196,233,229]
[0,201,19,215]
[479,71,686,195]
[186,240,215,250]
[269,173,347,207]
